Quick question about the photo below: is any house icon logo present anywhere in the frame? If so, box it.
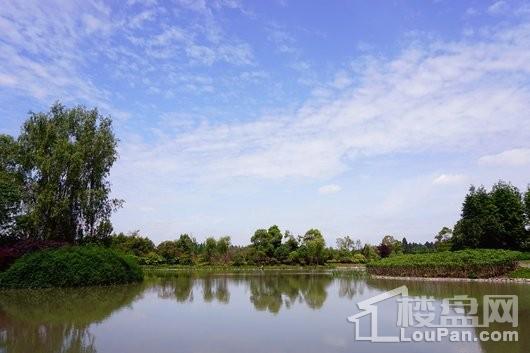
[347,285,408,342]
[347,286,519,343]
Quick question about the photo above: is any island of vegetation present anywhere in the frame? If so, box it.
[0,103,141,288]
[1,103,529,288]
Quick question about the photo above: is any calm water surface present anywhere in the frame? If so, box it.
[0,272,528,353]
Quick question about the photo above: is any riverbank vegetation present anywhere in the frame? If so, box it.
[367,249,520,278]
[0,104,141,288]
[1,103,530,285]
[509,267,530,279]
[0,246,142,289]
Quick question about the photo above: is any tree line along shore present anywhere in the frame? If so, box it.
[1,104,529,288]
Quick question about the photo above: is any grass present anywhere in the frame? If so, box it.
[508,267,530,279]
[367,249,521,278]
[0,246,143,289]
[142,264,338,276]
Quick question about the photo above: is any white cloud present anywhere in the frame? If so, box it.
[0,0,127,118]
[478,148,530,166]
[432,174,468,185]
[488,1,508,15]
[318,184,341,195]
[116,20,530,182]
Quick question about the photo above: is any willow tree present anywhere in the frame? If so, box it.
[13,103,121,242]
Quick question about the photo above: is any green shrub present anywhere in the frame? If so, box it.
[518,252,530,261]
[352,253,367,264]
[138,251,165,265]
[367,249,520,278]
[0,246,143,288]
[509,268,530,279]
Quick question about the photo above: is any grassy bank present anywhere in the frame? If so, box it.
[142,264,368,281]
[509,267,530,279]
[367,249,520,278]
[142,264,340,275]
[0,246,143,289]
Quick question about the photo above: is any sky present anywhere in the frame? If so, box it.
[1,0,530,246]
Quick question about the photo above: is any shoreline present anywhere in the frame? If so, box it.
[142,265,530,283]
[370,274,530,284]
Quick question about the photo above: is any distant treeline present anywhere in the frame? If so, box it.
[1,104,529,268]
[110,179,530,265]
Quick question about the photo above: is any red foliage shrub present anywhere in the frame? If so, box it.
[377,243,392,258]
[0,239,67,271]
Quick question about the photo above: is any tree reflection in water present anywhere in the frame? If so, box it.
[151,274,231,303]
[147,272,338,312]
[248,274,333,313]
[0,284,145,353]
[2,273,521,353]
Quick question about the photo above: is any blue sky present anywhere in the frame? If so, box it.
[1,0,530,245]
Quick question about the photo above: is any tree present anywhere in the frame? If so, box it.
[336,235,355,262]
[336,236,354,252]
[267,225,283,249]
[301,229,326,264]
[111,231,155,257]
[435,227,452,242]
[401,237,409,253]
[14,103,121,242]
[452,182,527,250]
[361,244,379,260]
[157,240,180,263]
[524,187,530,250]
[452,186,500,250]
[283,230,298,252]
[434,227,452,251]
[175,234,198,255]
[0,135,22,238]
[524,185,530,227]
[377,235,402,257]
[490,181,526,249]
[216,236,231,256]
[204,237,218,262]
[250,225,283,258]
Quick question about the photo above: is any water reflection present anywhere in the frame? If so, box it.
[0,273,527,353]
[0,284,145,353]
[151,274,231,304]
[247,274,332,313]
[366,278,529,353]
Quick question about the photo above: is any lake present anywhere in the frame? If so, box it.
[0,271,527,353]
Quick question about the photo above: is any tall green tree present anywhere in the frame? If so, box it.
[301,229,326,264]
[15,103,121,242]
[204,237,218,262]
[524,187,530,250]
[490,181,526,249]
[216,236,231,256]
[452,186,499,249]
[251,225,283,257]
[175,234,198,255]
[524,186,530,226]
[157,240,180,263]
[0,135,22,238]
